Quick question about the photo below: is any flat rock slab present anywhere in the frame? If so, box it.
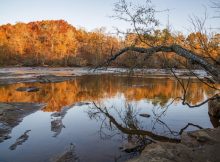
[128,142,193,162]
[0,102,45,143]
[37,75,75,83]
[0,74,76,85]
[128,127,220,162]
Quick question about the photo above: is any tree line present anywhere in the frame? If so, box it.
[0,20,219,68]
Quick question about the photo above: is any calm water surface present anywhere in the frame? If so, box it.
[0,74,218,162]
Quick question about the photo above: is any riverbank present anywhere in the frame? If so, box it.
[128,127,220,162]
[0,67,209,85]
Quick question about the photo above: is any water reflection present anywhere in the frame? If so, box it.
[54,143,79,162]
[9,130,31,150]
[88,102,180,142]
[0,74,219,162]
[50,105,70,137]
[0,74,218,112]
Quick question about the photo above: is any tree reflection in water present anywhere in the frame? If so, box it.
[0,75,219,112]
[86,99,220,154]
[0,74,219,152]
[87,102,180,153]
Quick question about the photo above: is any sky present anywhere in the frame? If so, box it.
[0,0,219,34]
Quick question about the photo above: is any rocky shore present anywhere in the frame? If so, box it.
[128,127,220,162]
[128,99,220,162]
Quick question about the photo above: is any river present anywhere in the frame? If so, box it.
[0,68,219,162]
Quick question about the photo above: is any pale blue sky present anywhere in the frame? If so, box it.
[0,0,219,33]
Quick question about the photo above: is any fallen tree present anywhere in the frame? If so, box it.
[105,0,220,83]
[99,44,220,82]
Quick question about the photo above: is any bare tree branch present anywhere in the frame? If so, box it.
[97,44,220,82]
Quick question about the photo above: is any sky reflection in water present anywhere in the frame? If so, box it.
[0,74,218,162]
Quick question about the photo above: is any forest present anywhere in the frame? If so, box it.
[0,20,219,68]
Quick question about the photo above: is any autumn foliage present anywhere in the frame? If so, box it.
[0,20,120,66]
[0,20,219,67]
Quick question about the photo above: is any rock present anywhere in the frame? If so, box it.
[209,114,220,128]
[16,86,40,92]
[208,99,220,117]
[189,130,213,142]
[9,130,31,150]
[127,142,193,162]
[120,142,140,153]
[56,151,78,162]
[120,138,152,153]
[54,143,79,162]
[0,73,76,85]
[0,102,45,143]
[139,113,151,118]
[128,128,220,162]
[37,75,75,83]
[51,119,65,137]
[181,132,201,147]
[182,128,219,147]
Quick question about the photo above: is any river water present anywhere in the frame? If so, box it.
[0,73,218,162]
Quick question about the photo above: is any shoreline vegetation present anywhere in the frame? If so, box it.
[0,20,219,69]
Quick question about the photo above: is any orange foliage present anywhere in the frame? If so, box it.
[0,20,120,66]
[0,20,219,68]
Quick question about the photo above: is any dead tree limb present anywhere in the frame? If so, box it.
[98,44,220,82]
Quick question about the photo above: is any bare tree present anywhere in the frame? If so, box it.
[105,0,220,81]
[96,0,220,110]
